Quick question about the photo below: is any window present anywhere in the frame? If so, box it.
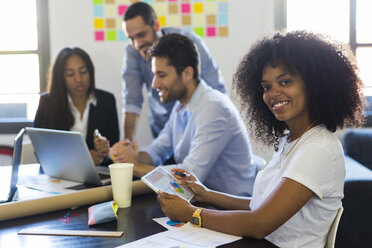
[0,0,49,133]
[285,0,372,96]
[353,0,372,96]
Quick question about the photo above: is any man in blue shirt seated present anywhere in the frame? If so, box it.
[122,2,226,140]
[111,33,256,197]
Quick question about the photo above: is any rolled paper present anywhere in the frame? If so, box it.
[0,180,151,222]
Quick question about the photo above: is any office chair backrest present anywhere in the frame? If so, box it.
[325,206,344,248]
[0,145,13,166]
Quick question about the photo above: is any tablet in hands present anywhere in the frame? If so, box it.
[141,166,194,201]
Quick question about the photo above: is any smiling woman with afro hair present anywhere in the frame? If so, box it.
[156,31,366,248]
[234,30,365,150]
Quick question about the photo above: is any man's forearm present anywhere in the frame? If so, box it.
[124,113,140,141]
[133,162,155,177]
[133,151,155,177]
[138,151,153,164]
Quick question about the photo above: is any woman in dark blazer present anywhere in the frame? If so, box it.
[34,47,119,166]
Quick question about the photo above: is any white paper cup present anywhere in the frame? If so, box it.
[109,163,134,208]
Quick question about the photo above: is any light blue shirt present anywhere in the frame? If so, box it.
[140,81,256,196]
[122,27,226,136]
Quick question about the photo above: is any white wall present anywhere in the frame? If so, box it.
[47,0,277,161]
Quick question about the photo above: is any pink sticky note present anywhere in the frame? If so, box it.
[118,5,128,16]
[207,27,216,37]
[181,3,190,14]
[95,31,105,41]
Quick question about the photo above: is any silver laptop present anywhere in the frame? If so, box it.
[0,128,24,203]
[26,127,110,186]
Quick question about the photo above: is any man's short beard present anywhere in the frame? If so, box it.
[144,28,159,60]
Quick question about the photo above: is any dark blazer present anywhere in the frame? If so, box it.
[34,88,119,151]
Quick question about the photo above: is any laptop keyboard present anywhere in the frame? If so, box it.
[99,173,110,180]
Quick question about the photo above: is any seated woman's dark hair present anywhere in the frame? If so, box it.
[233,30,365,149]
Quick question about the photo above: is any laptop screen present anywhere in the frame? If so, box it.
[0,128,24,203]
[26,127,104,185]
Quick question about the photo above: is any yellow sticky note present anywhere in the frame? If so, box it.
[94,18,104,29]
[158,16,166,27]
[193,3,203,13]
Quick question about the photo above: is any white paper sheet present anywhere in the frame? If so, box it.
[153,216,188,230]
[18,174,81,194]
[116,230,214,248]
[167,222,241,247]
[118,217,242,248]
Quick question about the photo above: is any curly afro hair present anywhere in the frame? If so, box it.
[233,30,365,150]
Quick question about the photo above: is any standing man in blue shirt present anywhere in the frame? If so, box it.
[122,2,226,140]
[111,33,256,196]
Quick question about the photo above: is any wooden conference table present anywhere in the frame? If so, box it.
[0,190,278,248]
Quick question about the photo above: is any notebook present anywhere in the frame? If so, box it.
[26,127,110,186]
[0,128,24,203]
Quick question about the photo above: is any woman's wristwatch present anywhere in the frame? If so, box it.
[191,208,203,228]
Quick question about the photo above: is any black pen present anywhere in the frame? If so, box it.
[174,172,189,177]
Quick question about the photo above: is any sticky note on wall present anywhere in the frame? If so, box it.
[167,15,180,26]
[105,5,116,16]
[93,5,104,17]
[168,3,178,14]
[154,3,166,16]
[118,5,128,16]
[207,27,216,37]
[193,3,203,13]
[106,30,117,41]
[181,3,190,14]
[205,2,217,14]
[95,31,105,41]
[94,18,104,29]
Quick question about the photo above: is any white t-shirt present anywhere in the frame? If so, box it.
[250,125,345,248]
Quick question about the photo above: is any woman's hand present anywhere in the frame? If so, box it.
[171,168,209,203]
[157,191,196,222]
[90,149,103,165]
[171,168,197,181]
[93,135,110,157]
